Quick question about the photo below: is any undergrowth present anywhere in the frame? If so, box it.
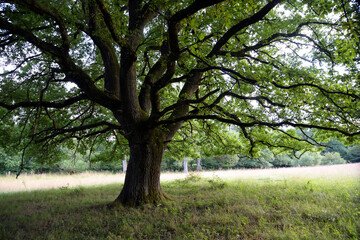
[0,175,359,239]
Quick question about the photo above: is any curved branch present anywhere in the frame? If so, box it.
[18,0,70,50]
[208,0,283,58]
[157,88,220,118]
[1,9,121,110]
[207,91,286,109]
[0,17,63,56]
[272,81,360,100]
[158,114,360,137]
[168,0,224,58]
[0,54,42,76]
[35,121,121,143]
[215,21,337,60]
[139,49,169,113]
[271,127,326,147]
[0,94,88,111]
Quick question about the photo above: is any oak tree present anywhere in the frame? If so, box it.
[0,0,359,206]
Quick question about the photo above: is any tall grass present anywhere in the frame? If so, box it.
[0,172,359,239]
[1,163,359,193]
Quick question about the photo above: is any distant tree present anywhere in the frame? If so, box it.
[321,152,346,165]
[236,156,272,169]
[321,139,350,160]
[201,156,221,170]
[270,154,294,168]
[296,152,323,166]
[161,157,182,171]
[0,148,19,173]
[236,148,273,168]
[201,155,238,170]
[347,146,360,163]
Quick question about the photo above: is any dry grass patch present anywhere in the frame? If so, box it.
[1,163,359,193]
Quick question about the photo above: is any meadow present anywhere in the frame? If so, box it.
[0,163,359,239]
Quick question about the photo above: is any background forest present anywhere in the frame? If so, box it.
[1,136,359,174]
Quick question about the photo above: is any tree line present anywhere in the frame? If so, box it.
[1,139,359,175]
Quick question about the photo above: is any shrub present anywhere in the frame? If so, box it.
[321,152,346,165]
[297,152,323,166]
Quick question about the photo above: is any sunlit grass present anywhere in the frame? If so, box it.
[0,171,126,193]
[0,165,359,239]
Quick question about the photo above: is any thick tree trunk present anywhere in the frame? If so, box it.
[114,131,168,206]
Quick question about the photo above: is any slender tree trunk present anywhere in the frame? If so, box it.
[196,158,201,171]
[114,130,168,206]
[184,157,188,173]
[122,155,127,173]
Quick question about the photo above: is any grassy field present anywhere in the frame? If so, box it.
[0,164,359,239]
[1,163,359,193]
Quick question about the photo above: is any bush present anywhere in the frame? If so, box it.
[321,152,346,165]
[347,146,360,163]
[271,154,295,168]
[201,155,239,170]
[235,156,272,169]
[297,152,323,166]
[0,148,20,173]
[161,157,183,171]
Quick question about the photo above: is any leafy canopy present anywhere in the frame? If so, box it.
[0,0,359,167]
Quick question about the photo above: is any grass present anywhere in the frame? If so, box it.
[1,163,359,192]
[0,167,359,239]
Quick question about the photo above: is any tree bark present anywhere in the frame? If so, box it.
[114,130,168,206]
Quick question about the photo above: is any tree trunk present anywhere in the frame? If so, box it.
[196,158,201,171]
[184,157,188,173]
[114,131,168,206]
[122,155,127,173]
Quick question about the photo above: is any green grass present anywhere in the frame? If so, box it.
[0,175,359,239]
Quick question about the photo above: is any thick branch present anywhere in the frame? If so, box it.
[158,88,220,118]
[0,17,63,57]
[0,94,88,111]
[17,0,70,50]
[170,0,224,23]
[95,0,129,48]
[163,71,203,141]
[146,1,225,115]
[79,3,121,97]
[139,39,172,114]
[0,16,117,109]
[168,0,224,58]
